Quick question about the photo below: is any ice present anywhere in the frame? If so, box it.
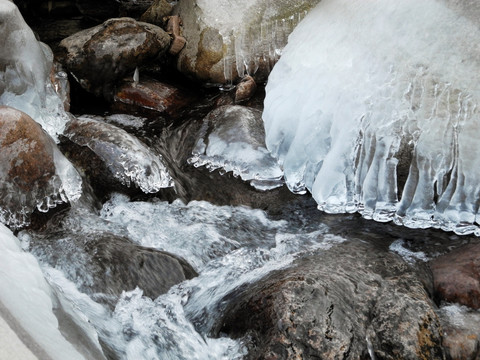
[0,1,70,140]
[188,106,283,191]
[263,0,480,233]
[0,224,86,360]
[388,239,429,264]
[67,116,173,193]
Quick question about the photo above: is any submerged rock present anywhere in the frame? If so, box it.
[216,240,445,359]
[173,0,320,84]
[0,106,82,229]
[61,115,173,199]
[28,228,197,305]
[58,17,171,98]
[430,242,480,309]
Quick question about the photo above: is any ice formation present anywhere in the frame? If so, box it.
[0,0,70,140]
[66,116,173,193]
[0,224,86,360]
[263,0,480,235]
[188,105,283,191]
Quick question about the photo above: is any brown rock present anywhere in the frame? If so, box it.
[0,106,80,228]
[235,75,257,103]
[430,242,480,309]
[113,77,195,117]
[58,17,171,98]
[166,15,186,55]
[140,0,173,26]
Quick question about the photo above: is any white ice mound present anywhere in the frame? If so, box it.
[66,116,174,193]
[0,224,86,360]
[0,0,69,141]
[189,105,283,191]
[263,0,480,235]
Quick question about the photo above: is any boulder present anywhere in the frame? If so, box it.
[29,229,197,305]
[215,240,445,359]
[430,242,480,309]
[57,17,171,98]
[173,0,320,84]
[112,77,195,117]
[0,106,82,228]
[61,115,173,200]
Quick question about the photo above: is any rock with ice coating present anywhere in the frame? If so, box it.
[62,115,173,195]
[0,106,82,229]
[189,105,283,191]
[263,0,480,234]
[174,0,320,84]
[0,223,87,360]
[0,0,70,140]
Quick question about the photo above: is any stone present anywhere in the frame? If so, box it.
[112,77,195,117]
[61,115,173,200]
[140,0,173,26]
[57,17,171,98]
[430,242,480,309]
[75,0,119,22]
[215,240,445,359]
[173,0,320,84]
[0,106,81,228]
[235,75,257,103]
[28,228,197,305]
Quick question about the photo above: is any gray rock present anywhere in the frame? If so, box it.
[173,0,320,85]
[216,240,445,359]
[58,17,171,98]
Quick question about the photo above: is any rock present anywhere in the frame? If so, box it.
[235,75,257,103]
[61,115,173,200]
[215,240,445,359]
[57,17,171,98]
[140,0,173,26]
[173,0,320,84]
[117,0,155,18]
[188,105,284,191]
[165,15,186,55]
[112,77,195,117]
[29,228,197,305]
[75,0,119,22]
[437,304,480,360]
[430,242,480,309]
[0,106,82,228]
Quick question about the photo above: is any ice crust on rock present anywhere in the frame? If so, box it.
[0,0,70,141]
[263,0,480,235]
[188,105,283,191]
[66,116,173,193]
[0,224,86,360]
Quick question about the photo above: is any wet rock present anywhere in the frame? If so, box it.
[215,240,445,359]
[235,75,257,104]
[61,115,173,200]
[0,106,82,228]
[57,17,171,98]
[165,15,186,55]
[75,0,119,22]
[112,77,195,117]
[437,304,480,360]
[430,242,480,309]
[116,0,155,18]
[140,0,173,26]
[173,0,320,84]
[29,229,197,304]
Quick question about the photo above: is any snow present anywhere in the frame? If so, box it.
[263,0,480,234]
[0,224,86,360]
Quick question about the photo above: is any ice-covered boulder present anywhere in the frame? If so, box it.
[263,0,480,235]
[0,106,82,229]
[0,0,70,140]
[62,115,173,196]
[173,0,320,85]
[189,105,283,191]
[57,17,171,98]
